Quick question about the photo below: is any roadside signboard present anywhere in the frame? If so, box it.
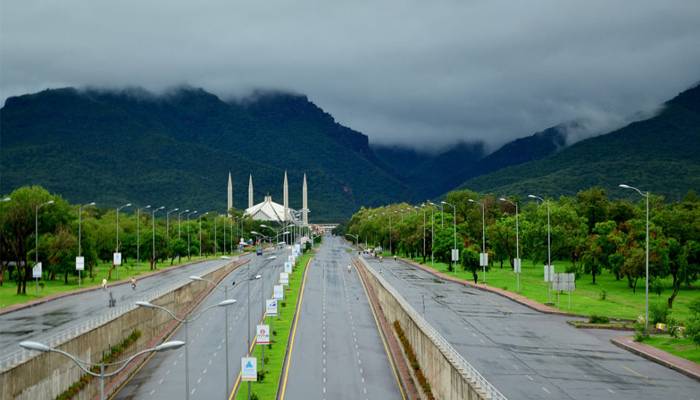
[113,252,122,266]
[273,284,284,300]
[513,258,521,273]
[544,264,555,282]
[266,299,278,316]
[32,262,42,279]
[256,324,270,345]
[241,357,257,381]
[479,253,488,267]
[284,262,292,274]
[288,255,295,264]
[280,272,289,285]
[552,273,575,292]
[451,249,459,262]
[75,256,85,271]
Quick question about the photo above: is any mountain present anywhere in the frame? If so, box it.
[456,84,700,200]
[0,87,411,221]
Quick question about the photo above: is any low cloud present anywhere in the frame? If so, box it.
[1,0,699,151]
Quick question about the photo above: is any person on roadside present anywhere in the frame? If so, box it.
[130,277,137,290]
[101,278,107,291]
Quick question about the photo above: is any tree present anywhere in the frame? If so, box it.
[47,227,78,284]
[461,245,480,283]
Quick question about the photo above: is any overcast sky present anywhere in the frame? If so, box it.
[2,0,699,151]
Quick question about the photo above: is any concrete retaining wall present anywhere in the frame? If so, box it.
[356,257,505,400]
[1,258,247,400]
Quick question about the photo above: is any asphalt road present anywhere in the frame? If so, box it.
[114,248,286,400]
[363,256,700,400]
[284,236,402,400]
[0,257,236,360]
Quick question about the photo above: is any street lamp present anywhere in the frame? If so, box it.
[20,339,184,400]
[186,211,197,260]
[198,212,209,257]
[35,200,55,292]
[166,208,179,241]
[441,201,457,271]
[620,183,651,333]
[151,207,165,268]
[137,205,151,267]
[115,203,132,280]
[428,201,437,266]
[528,194,551,286]
[499,197,521,292]
[242,271,262,400]
[178,210,189,239]
[468,199,487,283]
[78,202,96,286]
[136,299,236,400]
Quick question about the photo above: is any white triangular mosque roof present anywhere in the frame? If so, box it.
[244,195,296,222]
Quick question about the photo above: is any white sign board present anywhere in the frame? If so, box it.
[513,258,521,273]
[256,324,270,345]
[543,264,555,282]
[113,252,122,266]
[266,299,278,316]
[451,249,459,262]
[552,273,576,292]
[280,272,289,285]
[273,284,284,300]
[32,262,42,279]
[295,244,301,254]
[241,357,257,381]
[284,262,292,274]
[75,256,85,271]
[479,253,488,267]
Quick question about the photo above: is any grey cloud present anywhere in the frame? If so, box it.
[1,0,699,151]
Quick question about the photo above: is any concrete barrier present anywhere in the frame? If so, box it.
[355,257,506,400]
[1,258,248,400]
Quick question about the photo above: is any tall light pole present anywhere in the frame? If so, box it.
[620,184,651,333]
[222,214,227,254]
[35,200,54,292]
[186,211,197,260]
[528,194,551,277]
[151,207,165,269]
[115,203,131,280]
[442,201,457,271]
[428,201,436,266]
[198,212,208,257]
[468,199,487,283]
[244,271,262,400]
[439,202,444,229]
[20,340,184,400]
[78,202,96,286]
[499,198,520,292]
[422,204,427,262]
[178,210,189,239]
[137,205,151,267]
[136,299,236,400]
[166,208,179,241]
[214,215,218,255]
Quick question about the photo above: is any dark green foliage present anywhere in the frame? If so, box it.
[588,315,610,324]
[650,303,670,324]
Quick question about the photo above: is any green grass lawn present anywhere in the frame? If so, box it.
[0,254,223,309]
[403,256,700,323]
[236,250,312,400]
[644,335,700,364]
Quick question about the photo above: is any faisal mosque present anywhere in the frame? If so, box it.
[227,171,308,225]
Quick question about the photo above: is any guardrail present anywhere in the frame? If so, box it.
[0,258,234,373]
[360,257,507,400]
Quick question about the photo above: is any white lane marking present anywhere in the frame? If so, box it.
[150,389,156,396]
[526,375,534,381]
[542,387,550,394]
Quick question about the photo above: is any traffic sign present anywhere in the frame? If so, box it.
[513,258,521,273]
[113,252,122,266]
[241,357,257,381]
[451,249,459,262]
[280,272,289,285]
[273,284,284,300]
[32,262,42,279]
[284,262,292,273]
[479,252,488,267]
[266,299,278,316]
[256,324,270,345]
[76,256,85,271]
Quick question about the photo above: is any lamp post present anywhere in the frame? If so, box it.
[115,203,132,280]
[214,215,218,256]
[78,202,96,286]
[137,205,151,267]
[186,211,197,260]
[136,299,236,400]
[468,199,487,283]
[35,200,54,292]
[20,340,185,400]
[528,194,551,279]
[178,210,189,239]
[151,207,165,269]
[442,201,457,271]
[198,212,208,257]
[166,208,179,241]
[345,233,359,247]
[427,202,436,266]
[620,184,651,333]
[189,276,236,396]
[244,271,262,400]
[499,198,520,292]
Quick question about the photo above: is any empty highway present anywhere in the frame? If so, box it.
[362,256,700,400]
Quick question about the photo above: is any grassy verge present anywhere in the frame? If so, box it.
[236,250,313,400]
[0,254,227,309]
[644,335,700,364]
[403,256,700,323]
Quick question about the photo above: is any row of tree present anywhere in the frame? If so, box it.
[0,186,275,294]
[345,187,700,308]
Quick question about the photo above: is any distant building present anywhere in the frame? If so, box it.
[241,172,309,224]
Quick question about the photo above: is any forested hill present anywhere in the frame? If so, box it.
[456,84,700,200]
[0,87,411,221]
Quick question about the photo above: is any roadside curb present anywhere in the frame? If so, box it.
[0,256,246,316]
[398,257,581,317]
[610,336,700,382]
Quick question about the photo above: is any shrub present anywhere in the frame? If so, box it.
[650,303,670,324]
[684,318,700,346]
[634,318,648,342]
[598,290,607,301]
[651,277,663,297]
[589,315,609,324]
